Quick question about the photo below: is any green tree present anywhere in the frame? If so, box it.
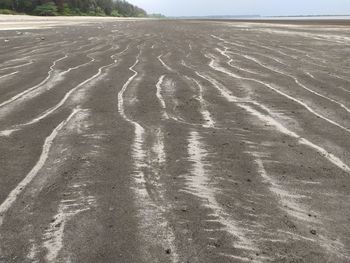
[34,1,58,15]
[17,0,37,12]
[0,0,15,10]
[110,9,120,16]
[0,0,148,17]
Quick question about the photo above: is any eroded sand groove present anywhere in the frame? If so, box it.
[0,17,350,262]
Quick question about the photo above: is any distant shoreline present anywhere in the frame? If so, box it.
[1,14,349,27]
[170,15,350,21]
[191,18,350,26]
[260,15,350,21]
[169,14,350,26]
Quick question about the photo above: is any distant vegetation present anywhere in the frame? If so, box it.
[0,0,148,17]
[148,13,166,18]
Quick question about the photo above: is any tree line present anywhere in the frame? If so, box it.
[0,0,148,17]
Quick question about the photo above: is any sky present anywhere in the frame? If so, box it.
[127,0,350,17]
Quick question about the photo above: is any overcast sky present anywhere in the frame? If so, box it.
[127,0,350,17]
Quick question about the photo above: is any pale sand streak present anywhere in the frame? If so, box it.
[192,68,350,174]
[158,76,207,128]
[194,71,239,103]
[231,50,350,114]
[117,51,179,262]
[43,148,96,263]
[132,125,179,263]
[233,46,289,67]
[117,51,141,124]
[211,34,349,82]
[0,108,80,226]
[232,36,299,60]
[254,156,350,259]
[306,71,350,95]
[215,47,261,75]
[43,195,95,262]
[151,128,179,263]
[254,27,350,45]
[156,75,170,119]
[158,54,173,72]
[0,64,110,135]
[185,76,215,128]
[330,74,350,85]
[241,104,350,174]
[0,60,34,71]
[2,42,66,62]
[220,37,350,102]
[0,54,68,108]
[0,43,109,112]
[196,54,350,255]
[207,53,350,134]
[186,131,258,259]
[1,54,94,113]
[211,35,246,48]
[0,71,18,81]
[41,110,95,263]
[0,47,128,136]
[253,156,318,223]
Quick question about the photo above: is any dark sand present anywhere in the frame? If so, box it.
[0,17,350,262]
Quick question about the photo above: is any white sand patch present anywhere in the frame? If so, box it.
[0,15,154,30]
[156,75,170,119]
